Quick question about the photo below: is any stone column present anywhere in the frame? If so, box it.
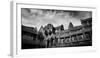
[76,34,79,45]
[83,32,86,40]
[69,35,72,45]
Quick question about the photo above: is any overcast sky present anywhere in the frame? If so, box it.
[21,8,92,30]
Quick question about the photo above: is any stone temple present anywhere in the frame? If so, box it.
[22,18,92,49]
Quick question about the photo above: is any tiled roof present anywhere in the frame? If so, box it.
[22,25,37,34]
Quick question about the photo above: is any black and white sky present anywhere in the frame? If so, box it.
[21,8,92,30]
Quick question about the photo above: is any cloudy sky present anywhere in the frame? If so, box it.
[21,8,92,30]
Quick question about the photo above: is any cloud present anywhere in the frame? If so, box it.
[21,8,92,30]
[70,11,92,19]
